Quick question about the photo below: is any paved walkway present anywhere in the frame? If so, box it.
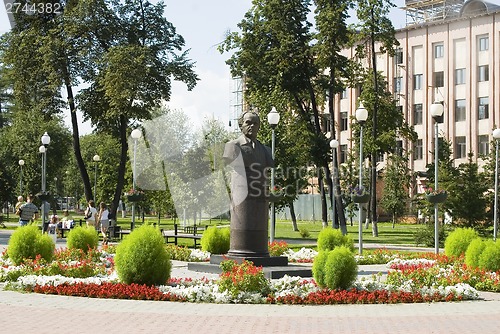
[1,229,500,333]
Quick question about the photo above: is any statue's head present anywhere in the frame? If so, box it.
[238,111,260,140]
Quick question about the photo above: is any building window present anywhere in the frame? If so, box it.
[413,74,422,90]
[478,65,489,82]
[478,97,489,120]
[455,136,466,159]
[455,68,465,85]
[478,135,489,156]
[434,71,444,87]
[413,139,423,160]
[396,140,403,156]
[341,89,347,99]
[455,99,466,122]
[340,144,347,164]
[394,77,402,93]
[479,36,489,51]
[395,48,403,64]
[340,112,348,131]
[413,103,423,125]
[434,44,444,58]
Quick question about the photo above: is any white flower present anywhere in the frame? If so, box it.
[283,248,317,262]
[189,249,210,262]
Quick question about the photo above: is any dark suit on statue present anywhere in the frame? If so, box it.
[223,134,274,257]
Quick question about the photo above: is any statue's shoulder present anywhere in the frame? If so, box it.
[226,135,247,147]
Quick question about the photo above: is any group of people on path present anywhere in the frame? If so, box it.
[16,195,112,245]
[84,200,111,245]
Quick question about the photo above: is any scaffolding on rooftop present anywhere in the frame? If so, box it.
[403,0,465,25]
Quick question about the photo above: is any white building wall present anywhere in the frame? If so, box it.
[336,10,500,180]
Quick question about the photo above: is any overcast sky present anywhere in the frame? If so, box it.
[1,0,409,135]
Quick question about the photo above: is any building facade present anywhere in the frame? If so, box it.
[332,0,500,194]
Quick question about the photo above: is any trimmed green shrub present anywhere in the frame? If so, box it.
[7,225,55,265]
[312,250,329,288]
[299,228,310,238]
[414,223,446,248]
[114,225,171,285]
[465,238,490,269]
[444,227,479,258]
[317,228,353,252]
[478,241,500,272]
[323,246,358,290]
[201,226,230,254]
[67,226,99,253]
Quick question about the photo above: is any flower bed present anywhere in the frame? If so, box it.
[1,245,491,305]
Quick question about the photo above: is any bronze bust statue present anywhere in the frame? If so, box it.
[223,111,274,257]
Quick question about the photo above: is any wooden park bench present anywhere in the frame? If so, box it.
[162,224,206,248]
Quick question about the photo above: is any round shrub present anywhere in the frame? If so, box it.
[201,226,230,254]
[323,246,358,290]
[465,238,490,269]
[114,224,171,285]
[7,225,55,265]
[67,226,99,253]
[444,227,479,258]
[312,250,329,288]
[317,228,354,252]
[478,241,500,272]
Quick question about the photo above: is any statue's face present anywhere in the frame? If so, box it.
[241,113,260,140]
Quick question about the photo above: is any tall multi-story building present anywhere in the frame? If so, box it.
[332,0,500,194]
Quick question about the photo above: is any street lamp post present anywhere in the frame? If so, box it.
[131,128,142,230]
[40,132,51,232]
[330,139,339,229]
[430,101,444,254]
[355,103,368,255]
[18,159,25,195]
[93,154,101,202]
[493,128,500,241]
[267,106,280,243]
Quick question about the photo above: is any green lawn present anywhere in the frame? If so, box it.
[2,212,423,247]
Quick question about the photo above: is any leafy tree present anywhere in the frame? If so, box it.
[446,152,489,229]
[1,0,199,219]
[0,108,71,203]
[352,0,403,236]
[380,152,411,227]
[314,0,353,234]
[220,0,352,231]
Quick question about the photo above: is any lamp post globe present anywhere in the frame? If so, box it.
[131,128,142,140]
[267,106,280,129]
[41,132,51,145]
[329,139,339,149]
[355,103,368,123]
[430,101,444,119]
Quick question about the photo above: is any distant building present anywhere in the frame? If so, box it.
[330,0,500,195]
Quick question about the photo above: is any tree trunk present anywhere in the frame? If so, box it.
[112,114,128,221]
[328,85,347,235]
[289,201,299,231]
[318,168,328,228]
[62,71,92,201]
